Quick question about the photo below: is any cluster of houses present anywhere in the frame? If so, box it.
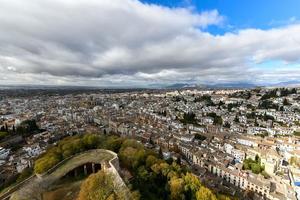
[0,87,300,199]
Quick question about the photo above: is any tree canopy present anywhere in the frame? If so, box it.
[77,171,115,200]
[34,134,124,174]
[242,155,269,178]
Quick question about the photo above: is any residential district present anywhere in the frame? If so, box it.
[0,87,300,200]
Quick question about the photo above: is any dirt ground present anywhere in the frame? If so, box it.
[43,180,82,200]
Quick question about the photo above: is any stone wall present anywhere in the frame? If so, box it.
[105,153,132,200]
[8,149,132,200]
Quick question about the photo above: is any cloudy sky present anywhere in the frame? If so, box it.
[0,0,300,87]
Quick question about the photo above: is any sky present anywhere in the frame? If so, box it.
[0,0,300,87]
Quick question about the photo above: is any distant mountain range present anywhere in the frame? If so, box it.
[163,81,300,89]
[264,80,300,88]
[163,82,257,89]
[1,80,300,90]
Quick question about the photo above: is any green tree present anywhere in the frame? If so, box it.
[183,173,202,199]
[146,155,158,169]
[119,146,146,170]
[196,187,217,200]
[77,171,115,200]
[16,167,33,182]
[223,122,231,128]
[131,191,141,200]
[34,153,61,174]
[251,163,262,174]
[16,119,39,136]
[242,156,264,174]
[169,177,185,200]
[234,115,239,123]
[103,136,124,152]
[255,154,260,163]
[283,98,290,106]
[82,134,101,149]
[0,131,9,140]
[137,166,149,182]
[217,194,232,200]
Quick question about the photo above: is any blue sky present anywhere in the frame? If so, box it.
[142,0,300,34]
[0,0,300,86]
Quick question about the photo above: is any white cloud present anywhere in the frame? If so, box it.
[0,0,299,86]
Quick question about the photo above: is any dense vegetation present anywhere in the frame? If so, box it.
[172,96,187,103]
[35,134,234,200]
[289,156,300,168]
[294,131,300,136]
[242,155,269,178]
[207,112,223,125]
[194,95,215,106]
[223,121,231,128]
[0,119,40,142]
[16,119,40,136]
[0,123,12,141]
[258,113,274,121]
[261,88,297,100]
[181,112,198,125]
[229,91,251,99]
[194,134,207,141]
[258,100,280,110]
[254,132,268,138]
[77,171,118,200]
[34,134,123,174]
[0,124,9,132]
[261,89,278,100]
[246,112,256,119]
[227,103,240,112]
[118,138,233,199]
[0,131,9,141]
